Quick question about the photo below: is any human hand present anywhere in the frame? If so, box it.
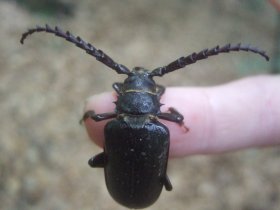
[83,75,280,157]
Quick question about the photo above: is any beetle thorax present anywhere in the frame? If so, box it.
[115,67,161,115]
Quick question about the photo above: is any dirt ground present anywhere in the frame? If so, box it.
[0,1,279,210]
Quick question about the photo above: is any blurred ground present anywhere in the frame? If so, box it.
[0,0,279,210]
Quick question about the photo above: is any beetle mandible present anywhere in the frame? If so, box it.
[20,24,269,209]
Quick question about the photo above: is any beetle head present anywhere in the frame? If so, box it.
[123,67,156,92]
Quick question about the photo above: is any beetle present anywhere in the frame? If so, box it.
[20,24,269,209]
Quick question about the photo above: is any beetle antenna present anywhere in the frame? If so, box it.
[151,43,270,77]
[20,24,131,75]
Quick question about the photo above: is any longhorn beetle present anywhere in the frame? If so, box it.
[20,25,269,209]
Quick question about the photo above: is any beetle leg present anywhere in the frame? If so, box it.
[157,108,189,132]
[80,110,117,124]
[88,152,107,168]
[162,174,173,191]
[112,82,123,95]
[155,84,165,98]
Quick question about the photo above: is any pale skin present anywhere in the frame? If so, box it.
[83,75,280,157]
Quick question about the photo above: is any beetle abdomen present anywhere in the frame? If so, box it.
[104,117,169,209]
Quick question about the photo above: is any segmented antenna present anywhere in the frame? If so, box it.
[20,24,131,75]
[151,43,270,77]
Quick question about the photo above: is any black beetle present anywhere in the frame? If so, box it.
[20,24,269,209]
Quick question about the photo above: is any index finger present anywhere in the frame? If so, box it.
[83,75,280,157]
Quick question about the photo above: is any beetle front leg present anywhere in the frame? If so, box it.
[157,108,189,132]
[80,110,117,124]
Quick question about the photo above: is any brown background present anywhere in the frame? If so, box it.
[0,0,279,210]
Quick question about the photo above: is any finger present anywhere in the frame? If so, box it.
[83,75,280,157]
[165,75,280,157]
